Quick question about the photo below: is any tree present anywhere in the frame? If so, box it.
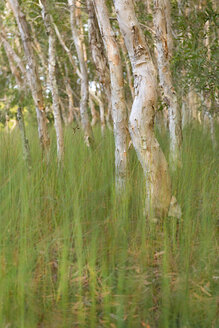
[153,0,183,170]
[0,24,26,90]
[17,107,32,171]
[7,0,50,152]
[93,0,128,191]
[113,0,172,217]
[40,0,64,163]
[87,0,111,133]
[68,0,94,148]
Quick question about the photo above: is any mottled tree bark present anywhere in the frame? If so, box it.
[7,0,50,152]
[68,0,94,147]
[114,0,172,217]
[40,0,64,163]
[93,0,128,191]
[153,0,182,170]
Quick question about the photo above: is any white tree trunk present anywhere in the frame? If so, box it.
[40,0,64,163]
[68,0,94,147]
[114,0,172,217]
[153,0,182,170]
[7,0,50,152]
[93,0,128,191]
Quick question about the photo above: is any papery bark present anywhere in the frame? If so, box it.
[93,0,128,190]
[114,0,172,217]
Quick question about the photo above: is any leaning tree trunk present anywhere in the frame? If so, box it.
[68,0,94,147]
[40,0,64,163]
[153,0,183,170]
[7,0,50,152]
[93,0,128,191]
[0,27,26,89]
[114,0,172,218]
[53,20,81,79]
[1,38,23,89]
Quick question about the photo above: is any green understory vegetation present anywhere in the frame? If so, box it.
[0,124,218,328]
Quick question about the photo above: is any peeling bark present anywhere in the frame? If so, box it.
[93,0,128,191]
[153,0,182,170]
[68,0,94,147]
[114,0,172,217]
[7,0,50,152]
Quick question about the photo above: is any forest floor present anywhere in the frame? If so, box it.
[0,124,218,328]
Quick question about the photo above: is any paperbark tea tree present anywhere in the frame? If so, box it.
[68,0,94,148]
[114,0,172,218]
[40,0,64,163]
[7,0,50,153]
[93,0,128,191]
[153,0,183,170]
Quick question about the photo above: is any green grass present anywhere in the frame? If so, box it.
[0,124,218,328]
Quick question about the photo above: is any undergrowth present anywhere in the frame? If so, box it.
[0,124,218,328]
